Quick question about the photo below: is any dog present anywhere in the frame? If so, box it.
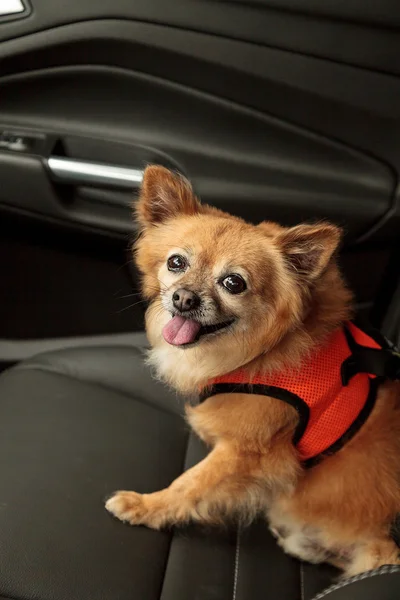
[106,165,400,577]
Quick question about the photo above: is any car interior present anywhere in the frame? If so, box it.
[1,1,400,598]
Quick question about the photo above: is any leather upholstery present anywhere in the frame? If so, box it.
[312,566,400,599]
[0,343,397,599]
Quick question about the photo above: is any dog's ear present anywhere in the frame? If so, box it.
[136,165,201,227]
[275,223,341,281]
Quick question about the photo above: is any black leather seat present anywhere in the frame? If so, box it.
[0,342,399,600]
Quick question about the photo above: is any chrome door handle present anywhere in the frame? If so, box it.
[0,1,25,16]
[46,157,144,190]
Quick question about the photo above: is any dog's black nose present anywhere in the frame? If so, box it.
[172,288,200,312]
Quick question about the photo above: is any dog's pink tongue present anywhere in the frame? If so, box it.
[162,315,201,346]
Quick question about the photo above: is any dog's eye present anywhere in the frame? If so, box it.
[167,254,187,272]
[221,274,246,294]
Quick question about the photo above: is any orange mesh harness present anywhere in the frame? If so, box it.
[200,322,400,466]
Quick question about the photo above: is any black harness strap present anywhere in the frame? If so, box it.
[200,322,400,466]
[341,325,400,386]
[200,382,310,445]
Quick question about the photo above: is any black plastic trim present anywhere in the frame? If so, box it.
[214,0,400,29]
[1,2,400,78]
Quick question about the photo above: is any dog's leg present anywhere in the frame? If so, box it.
[343,537,400,577]
[106,443,269,529]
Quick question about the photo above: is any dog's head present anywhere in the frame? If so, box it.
[134,166,346,392]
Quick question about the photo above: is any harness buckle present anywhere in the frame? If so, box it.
[341,348,400,386]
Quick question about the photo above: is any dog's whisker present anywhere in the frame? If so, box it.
[117,292,144,300]
[116,299,149,313]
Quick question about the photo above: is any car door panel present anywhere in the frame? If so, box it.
[1,0,400,76]
[0,64,393,240]
[0,0,399,331]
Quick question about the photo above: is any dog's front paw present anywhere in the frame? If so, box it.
[105,491,147,525]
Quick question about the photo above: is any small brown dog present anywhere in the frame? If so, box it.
[106,165,400,577]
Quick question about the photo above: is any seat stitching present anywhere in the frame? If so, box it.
[233,525,241,600]
[311,565,400,600]
[158,433,193,600]
[300,562,305,600]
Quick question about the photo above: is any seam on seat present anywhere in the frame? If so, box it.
[7,363,181,418]
[233,525,241,600]
[158,431,193,600]
[311,565,400,600]
[14,345,146,373]
[300,562,305,600]
[14,344,146,377]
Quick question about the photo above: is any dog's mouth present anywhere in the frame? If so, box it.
[162,315,235,347]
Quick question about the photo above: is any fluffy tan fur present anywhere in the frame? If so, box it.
[106,165,400,577]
